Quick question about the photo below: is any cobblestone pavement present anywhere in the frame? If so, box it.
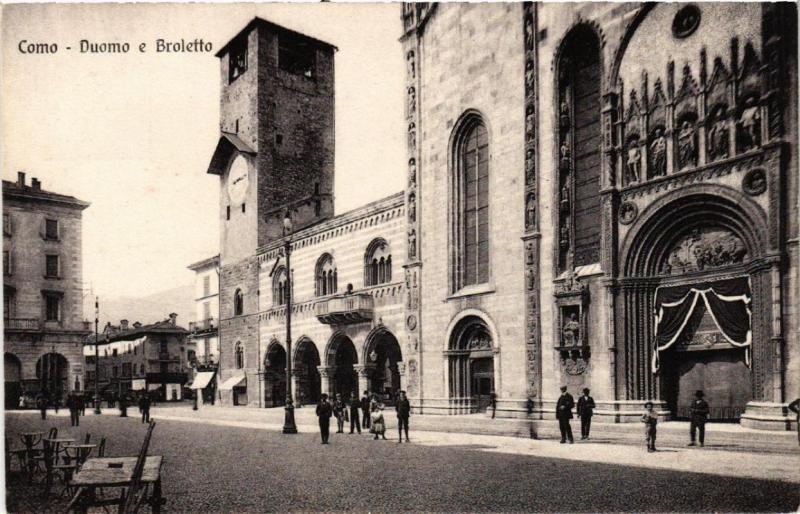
[5,411,799,513]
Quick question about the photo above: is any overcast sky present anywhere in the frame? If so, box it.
[2,3,405,299]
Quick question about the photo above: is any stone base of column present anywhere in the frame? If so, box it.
[740,401,797,431]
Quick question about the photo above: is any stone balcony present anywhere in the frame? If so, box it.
[189,318,218,334]
[4,317,41,331]
[314,293,374,325]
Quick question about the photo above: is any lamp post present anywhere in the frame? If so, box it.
[93,297,101,415]
[282,212,297,434]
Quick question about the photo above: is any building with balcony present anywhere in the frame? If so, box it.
[187,255,220,405]
[83,314,194,401]
[3,172,90,409]
[205,7,798,431]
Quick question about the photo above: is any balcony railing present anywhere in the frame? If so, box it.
[189,318,217,333]
[4,317,41,331]
[314,293,374,325]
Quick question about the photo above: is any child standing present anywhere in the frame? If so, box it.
[641,401,658,452]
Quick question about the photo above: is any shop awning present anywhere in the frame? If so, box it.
[218,374,246,390]
[131,379,146,391]
[189,371,216,390]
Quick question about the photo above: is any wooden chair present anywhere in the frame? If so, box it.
[84,434,92,445]
[5,436,28,474]
[97,438,107,458]
[121,421,157,514]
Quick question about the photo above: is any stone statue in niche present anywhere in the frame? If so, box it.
[738,96,761,151]
[527,268,535,291]
[408,158,416,185]
[525,193,536,229]
[526,105,535,141]
[525,60,534,88]
[525,149,535,184]
[526,242,534,265]
[408,123,417,153]
[626,140,641,183]
[408,193,416,223]
[407,51,415,79]
[677,120,697,169]
[707,109,730,161]
[407,87,416,116]
[560,181,570,208]
[649,128,667,177]
[525,15,535,50]
[560,221,570,248]
[560,140,571,170]
[562,313,580,346]
[408,228,416,258]
[560,98,570,129]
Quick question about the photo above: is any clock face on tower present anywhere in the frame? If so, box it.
[227,155,250,205]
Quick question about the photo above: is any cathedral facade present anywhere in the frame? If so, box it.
[209,3,798,430]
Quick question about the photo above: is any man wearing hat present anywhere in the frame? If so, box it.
[556,386,575,443]
[576,387,595,440]
[689,390,710,447]
[316,393,333,444]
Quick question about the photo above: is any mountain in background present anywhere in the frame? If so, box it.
[84,284,195,329]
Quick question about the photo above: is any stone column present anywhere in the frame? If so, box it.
[353,365,374,396]
[317,366,336,397]
[291,368,304,406]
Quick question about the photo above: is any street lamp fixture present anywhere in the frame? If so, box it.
[282,211,298,434]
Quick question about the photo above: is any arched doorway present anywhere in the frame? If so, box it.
[264,343,287,407]
[36,352,69,402]
[619,191,766,421]
[5,353,22,409]
[328,335,357,400]
[448,315,495,413]
[365,330,402,405]
[295,338,321,406]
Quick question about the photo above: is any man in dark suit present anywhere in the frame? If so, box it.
[139,394,151,423]
[576,387,595,440]
[316,394,333,444]
[556,385,575,444]
[396,390,411,443]
[360,391,371,430]
[348,392,361,434]
[689,390,710,447]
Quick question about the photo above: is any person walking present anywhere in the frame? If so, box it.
[139,393,151,423]
[489,391,497,419]
[53,395,60,415]
[371,401,387,440]
[333,394,346,433]
[348,392,361,434]
[556,385,575,444]
[316,394,333,444]
[119,395,129,418]
[788,398,800,446]
[37,395,47,420]
[66,394,78,427]
[396,390,411,443]
[641,401,658,452]
[576,387,595,440]
[78,394,86,416]
[360,391,371,430]
[688,390,709,447]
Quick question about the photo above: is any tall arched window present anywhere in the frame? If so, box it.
[273,267,289,306]
[315,254,337,296]
[234,342,244,369]
[233,289,244,316]
[452,115,490,291]
[557,25,602,270]
[365,239,392,286]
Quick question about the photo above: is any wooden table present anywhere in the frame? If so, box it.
[44,437,76,463]
[68,456,164,513]
[63,444,96,467]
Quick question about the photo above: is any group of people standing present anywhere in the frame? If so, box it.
[555,386,596,443]
[316,390,411,444]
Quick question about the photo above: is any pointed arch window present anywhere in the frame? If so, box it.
[452,115,490,291]
[273,267,289,306]
[233,288,244,316]
[365,239,392,287]
[315,254,337,296]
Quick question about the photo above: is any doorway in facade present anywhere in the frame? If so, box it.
[295,339,321,406]
[5,353,22,409]
[366,330,402,405]
[36,352,68,402]
[448,315,495,414]
[330,336,358,401]
[264,343,287,407]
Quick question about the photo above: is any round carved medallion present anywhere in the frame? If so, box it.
[406,314,417,331]
[619,201,638,225]
[408,359,417,373]
[742,168,767,196]
[564,358,587,376]
[672,5,701,39]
